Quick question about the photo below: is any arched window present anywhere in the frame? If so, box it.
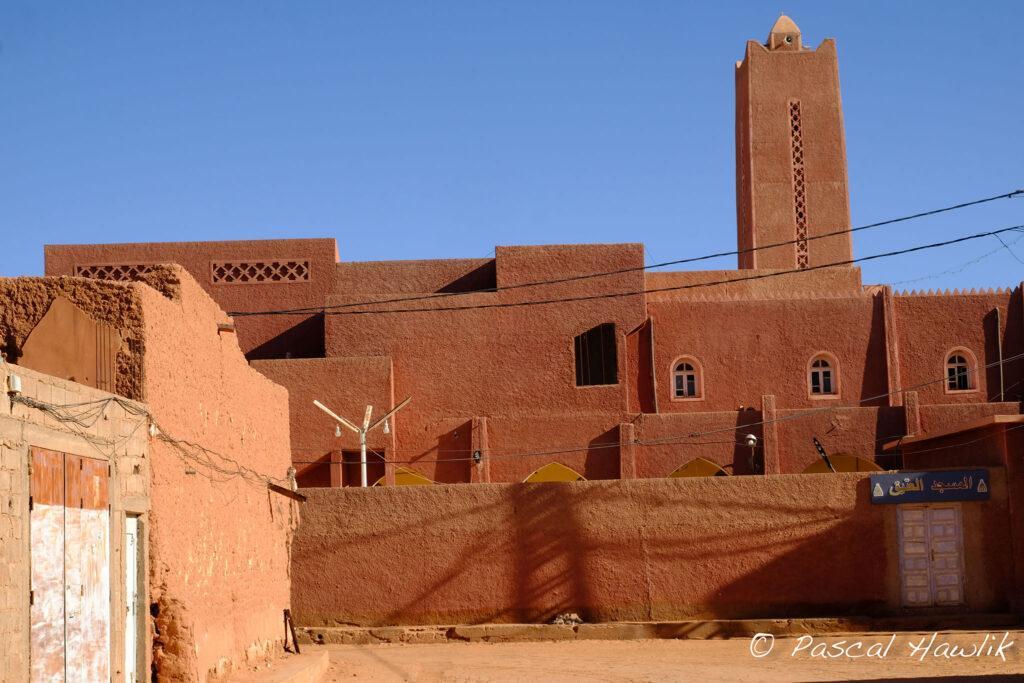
[946,353,973,391]
[672,358,702,399]
[809,355,837,396]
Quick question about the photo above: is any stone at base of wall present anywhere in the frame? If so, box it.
[299,614,1021,646]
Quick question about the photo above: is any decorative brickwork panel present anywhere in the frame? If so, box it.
[75,264,158,281]
[210,260,310,285]
[789,100,809,269]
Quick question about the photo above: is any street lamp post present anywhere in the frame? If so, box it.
[313,397,412,487]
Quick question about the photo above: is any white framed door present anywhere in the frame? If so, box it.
[897,504,965,607]
[125,516,141,683]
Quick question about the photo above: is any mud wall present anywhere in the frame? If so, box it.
[136,270,295,681]
[291,472,1014,627]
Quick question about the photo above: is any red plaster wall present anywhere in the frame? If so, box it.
[894,292,1018,405]
[135,270,294,681]
[774,406,905,472]
[645,266,862,301]
[631,411,765,478]
[649,294,889,412]
[322,243,647,483]
[291,473,1013,626]
[335,258,495,296]
[251,357,394,484]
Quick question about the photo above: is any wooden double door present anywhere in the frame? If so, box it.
[30,448,111,682]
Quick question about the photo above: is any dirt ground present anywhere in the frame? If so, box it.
[316,630,1024,682]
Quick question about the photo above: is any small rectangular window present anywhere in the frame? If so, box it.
[574,323,618,386]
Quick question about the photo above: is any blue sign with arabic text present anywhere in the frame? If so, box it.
[870,469,990,504]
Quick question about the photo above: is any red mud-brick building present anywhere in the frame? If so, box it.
[44,17,1023,490]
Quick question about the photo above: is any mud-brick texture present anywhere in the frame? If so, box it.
[291,472,1014,627]
[0,275,151,400]
[0,363,151,683]
[136,270,295,681]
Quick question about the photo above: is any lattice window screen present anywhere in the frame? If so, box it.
[210,260,311,284]
[789,100,809,269]
[75,264,158,281]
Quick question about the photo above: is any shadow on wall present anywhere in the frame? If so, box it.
[874,407,906,470]
[247,313,325,360]
[1002,288,1024,402]
[436,261,496,294]
[370,483,612,625]
[584,428,620,480]
[432,420,473,483]
[509,483,595,622]
[293,476,914,627]
[859,294,890,406]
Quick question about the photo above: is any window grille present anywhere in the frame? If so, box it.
[790,100,809,269]
[75,264,159,281]
[210,260,310,284]
[574,323,617,386]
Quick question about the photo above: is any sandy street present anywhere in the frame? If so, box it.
[316,630,1024,682]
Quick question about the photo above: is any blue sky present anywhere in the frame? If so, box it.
[1,2,1021,289]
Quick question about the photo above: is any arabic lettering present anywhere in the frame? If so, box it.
[888,477,923,496]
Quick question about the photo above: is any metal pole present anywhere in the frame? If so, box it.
[360,429,368,487]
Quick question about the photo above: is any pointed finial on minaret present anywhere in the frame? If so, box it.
[767,14,802,51]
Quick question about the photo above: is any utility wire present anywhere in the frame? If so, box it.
[291,351,1024,467]
[228,189,1023,317]
[239,224,1024,317]
[9,393,289,488]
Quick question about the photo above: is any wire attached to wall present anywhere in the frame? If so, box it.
[229,190,1023,317]
[234,224,1024,317]
[8,392,289,489]
[289,350,1024,468]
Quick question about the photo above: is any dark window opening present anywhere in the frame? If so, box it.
[574,323,618,386]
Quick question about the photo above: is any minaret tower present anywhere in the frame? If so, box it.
[735,15,853,270]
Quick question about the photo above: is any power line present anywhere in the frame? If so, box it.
[248,224,1024,317]
[290,351,1024,468]
[228,189,1023,317]
[888,231,1024,286]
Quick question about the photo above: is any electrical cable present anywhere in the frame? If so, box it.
[228,190,1023,317]
[237,224,1024,317]
[290,351,1024,467]
[9,393,288,488]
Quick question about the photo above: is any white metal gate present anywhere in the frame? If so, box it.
[897,504,965,607]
